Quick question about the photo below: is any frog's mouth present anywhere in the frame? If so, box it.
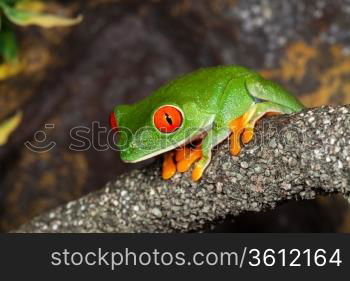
[124,118,214,163]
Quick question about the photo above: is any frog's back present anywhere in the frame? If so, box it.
[117,66,258,133]
[140,65,255,112]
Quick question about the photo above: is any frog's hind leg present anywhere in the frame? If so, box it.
[229,102,294,156]
[245,75,304,112]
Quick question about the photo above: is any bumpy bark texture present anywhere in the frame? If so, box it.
[15,106,350,233]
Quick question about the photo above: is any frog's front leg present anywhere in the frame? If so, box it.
[162,127,227,181]
[229,102,295,156]
[162,144,202,180]
[191,127,230,181]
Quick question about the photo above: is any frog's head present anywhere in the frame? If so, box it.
[109,101,214,163]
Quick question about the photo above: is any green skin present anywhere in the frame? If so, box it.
[113,65,304,172]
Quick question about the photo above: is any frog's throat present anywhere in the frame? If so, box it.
[125,117,215,163]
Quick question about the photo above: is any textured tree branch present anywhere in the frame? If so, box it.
[14,105,350,233]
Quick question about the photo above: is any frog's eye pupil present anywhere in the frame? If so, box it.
[154,106,183,133]
[165,113,173,125]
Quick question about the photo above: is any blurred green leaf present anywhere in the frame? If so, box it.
[0,1,82,28]
[0,23,18,62]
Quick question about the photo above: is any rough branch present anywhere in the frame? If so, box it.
[14,105,350,233]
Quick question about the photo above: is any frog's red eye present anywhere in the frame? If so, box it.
[153,105,183,133]
[109,112,118,131]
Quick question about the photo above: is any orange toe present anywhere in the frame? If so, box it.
[229,111,258,155]
[192,164,204,181]
[230,132,241,156]
[242,128,254,144]
[175,146,191,162]
[162,152,176,180]
[229,115,245,156]
[177,147,202,172]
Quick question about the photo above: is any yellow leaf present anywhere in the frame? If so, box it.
[15,0,46,13]
[1,2,83,28]
[0,61,23,80]
[0,112,23,146]
[20,13,83,28]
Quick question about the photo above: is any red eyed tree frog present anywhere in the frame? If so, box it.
[109,66,304,181]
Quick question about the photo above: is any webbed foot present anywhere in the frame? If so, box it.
[229,102,294,156]
[176,145,202,173]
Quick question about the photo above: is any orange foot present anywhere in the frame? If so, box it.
[229,111,281,156]
[229,113,250,156]
[176,145,202,173]
[161,145,202,180]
